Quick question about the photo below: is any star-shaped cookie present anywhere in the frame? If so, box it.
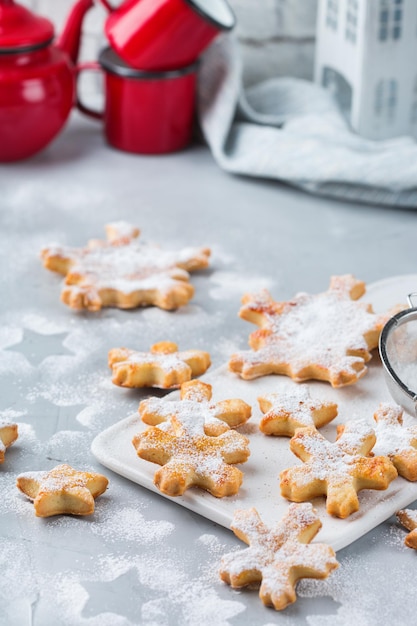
[280,420,398,518]
[139,379,252,436]
[16,464,109,517]
[41,222,210,311]
[396,509,417,549]
[372,403,417,481]
[109,341,211,389]
[0,422,18,463]
[219,504,338,610]
[229,275,387,387]
[132,404,250,498]
[258,387,337,436]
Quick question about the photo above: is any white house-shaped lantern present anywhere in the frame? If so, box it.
[315,0,417,140]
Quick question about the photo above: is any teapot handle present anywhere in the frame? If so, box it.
[75,61,104,120]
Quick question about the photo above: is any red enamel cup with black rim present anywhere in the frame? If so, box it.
[77,48,198,154]
[98,0,235,71]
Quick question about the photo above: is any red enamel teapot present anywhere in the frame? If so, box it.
[0,0,94,162]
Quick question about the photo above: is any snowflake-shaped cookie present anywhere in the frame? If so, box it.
[373,403,417,481]
[41,222,210,311]
[132,403,250,497]
[0,422,18,463]
[139,379,252,435]
[396,509,417,549]
[16,464,109,517]
[109,341,211,389]
[280,420,398,518]
[258,387,337,436]
[229,275,386,387]
[220,504,338,610]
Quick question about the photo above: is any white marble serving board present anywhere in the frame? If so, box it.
[92,275,417,551]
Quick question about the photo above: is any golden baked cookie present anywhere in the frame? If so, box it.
[396,509,417,549]
[41,221,210,311]
[280,420,398,518]
[139,379,252,436]
[372,403,417,481]
[258,387,337,436]
[16,464,109,517]
[109,341,211,389]
[132,404,250,498]
[229,275,388,387]
[0,422,18,463]
[219,504,338,610]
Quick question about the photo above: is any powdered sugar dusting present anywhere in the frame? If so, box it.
[297,523,416,625]
[0,325,23,350]
[42,226,210,305]
[2,220,417,626]
[259,386,337,434]
[16,464,106,498]
[140,395,246,432]
[209,271,274,300]
[109,346,210,389]
[89,506,174,543]
[230,276,381,387]
[1,408,24,421]
[220,505,338,610]
[135,411,250,493]
[46,431,93,464]
[398,508,417,527]
[373,402,417,458]
[261,387,314,423]
[288,420,375,485]
[198,533,225,551]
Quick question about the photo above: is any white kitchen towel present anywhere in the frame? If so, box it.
[197,35,417,208]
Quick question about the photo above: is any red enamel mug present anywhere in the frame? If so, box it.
[98,0,235,71]
[77,48,198,154]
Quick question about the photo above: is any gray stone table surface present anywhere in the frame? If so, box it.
[1,112,417,626]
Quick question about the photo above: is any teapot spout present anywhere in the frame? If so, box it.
[56,0,95,65]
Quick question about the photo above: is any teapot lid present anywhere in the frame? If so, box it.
[0,0,54,52]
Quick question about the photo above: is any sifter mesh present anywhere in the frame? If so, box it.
[380,294,417,417]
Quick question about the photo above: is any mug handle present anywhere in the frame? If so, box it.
[96,0,114,12]
[76,61,104,120]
